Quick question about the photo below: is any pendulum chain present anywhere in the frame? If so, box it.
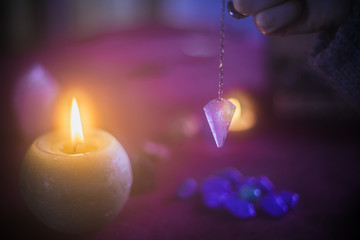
[218,0,226,100]
[203,0,236,148]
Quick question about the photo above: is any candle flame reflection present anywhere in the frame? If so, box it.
[71,98,84,145]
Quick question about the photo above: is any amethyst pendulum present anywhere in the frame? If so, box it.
[204,0,235,148]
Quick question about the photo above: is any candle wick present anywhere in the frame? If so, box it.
[73,143,79,154]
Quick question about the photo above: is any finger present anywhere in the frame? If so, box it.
[233,0,287,16]
[280,0,353,35]
[253,0,303,35]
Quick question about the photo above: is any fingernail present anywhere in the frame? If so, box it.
[254,13,271,34]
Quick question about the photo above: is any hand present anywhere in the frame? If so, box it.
[232,0,354,35]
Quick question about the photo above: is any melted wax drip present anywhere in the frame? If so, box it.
[204,98,236,148]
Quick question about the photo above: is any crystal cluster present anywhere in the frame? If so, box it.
[176,167,299,218]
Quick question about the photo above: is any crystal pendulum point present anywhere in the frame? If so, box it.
[204,0,234,148]
[204,98,236,148]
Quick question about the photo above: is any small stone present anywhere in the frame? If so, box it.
[260,194,288,217]
[176,178,198,199]
[278,191,299,209]
[201,176,232,209]
[216,167,242,185]
[241,177,257,185]
[255,176,274,194]
[223,194,256,219]
[237,183,262,203]
[202,191,231,209]
[204,98,236,148]
[200,176,231,195]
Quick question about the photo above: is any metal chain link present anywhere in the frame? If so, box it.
[218,0,226,100]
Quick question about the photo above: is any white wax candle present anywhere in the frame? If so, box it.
[19,129,132,234]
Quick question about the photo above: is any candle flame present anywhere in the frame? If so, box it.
[71,98,84,145]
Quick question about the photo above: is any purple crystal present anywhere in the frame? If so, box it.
[204,98,236,148]
[223,194,256,219]
[203,191,231,209]
[201,176,231,194]
[255,176,275,194]
[201,176,232,208]
[242,177,257,185]
[278,191,299,209]
[216,167,242,184]
[14,64,58,139]
[260,194,288,217]
[176,178,198,199]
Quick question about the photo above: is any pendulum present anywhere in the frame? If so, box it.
[203,0,236,148]
[203,0,235,148]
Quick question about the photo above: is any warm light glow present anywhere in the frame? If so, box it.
[71,98,84,145]
[228,95,256,132]
[229,98,241,120]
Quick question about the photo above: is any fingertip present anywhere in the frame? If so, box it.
[233,0,251,16]
[253,0,303,36]
[253,12,272,35]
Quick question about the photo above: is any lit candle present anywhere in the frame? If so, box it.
[19,98,132,234]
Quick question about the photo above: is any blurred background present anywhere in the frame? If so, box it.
[1,0,359,239]
[2,0,356,132]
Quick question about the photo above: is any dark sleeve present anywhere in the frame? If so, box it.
[309,0,360,110]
